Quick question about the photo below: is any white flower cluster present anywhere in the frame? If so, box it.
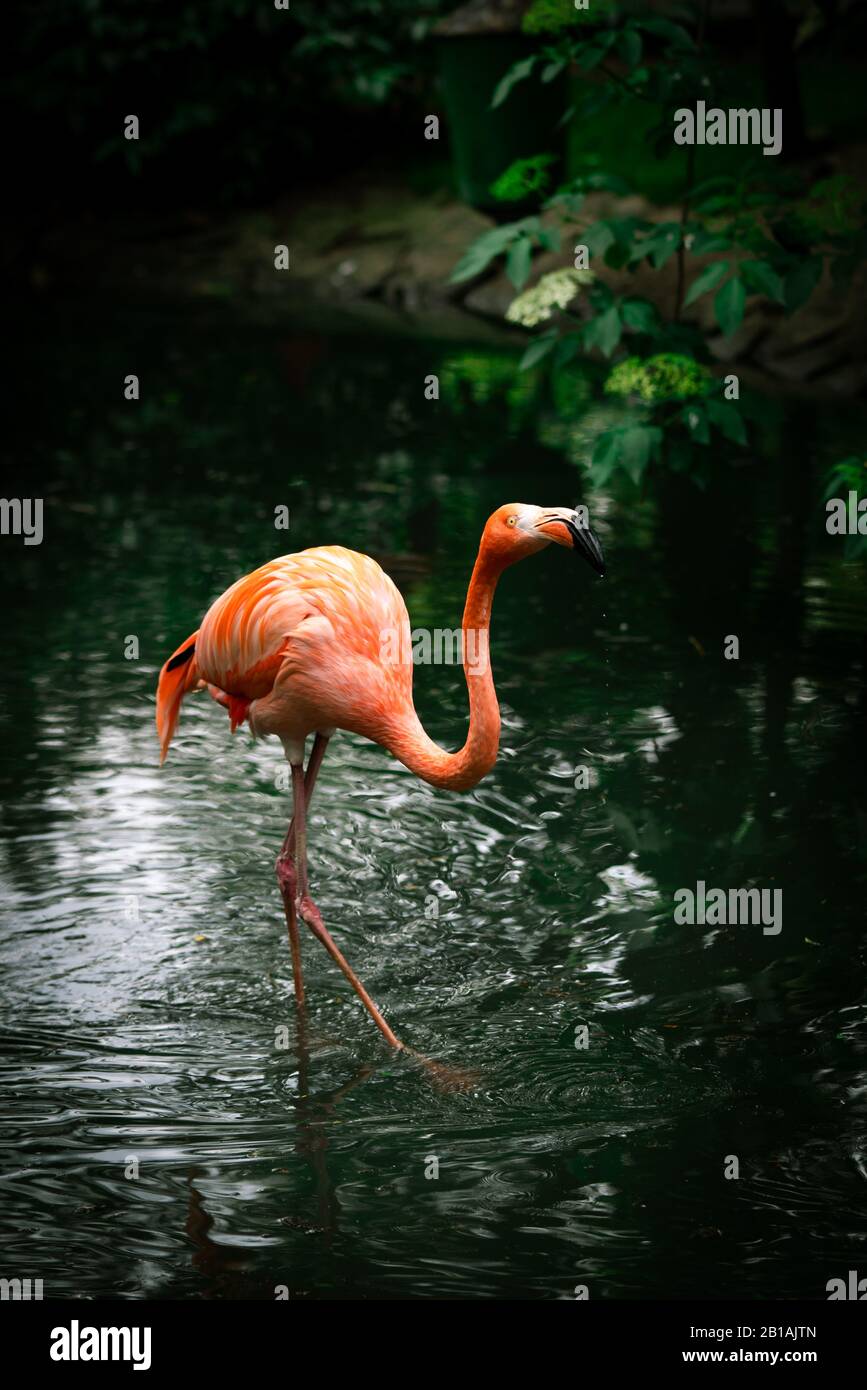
[505,268,595,327]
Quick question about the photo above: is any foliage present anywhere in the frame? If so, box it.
[438,349,543,430]
[824,457,867,499]
[453,0,867,489]
[11,0,449,197]
[450,217,562,290]
[490,154,558,204]
[591,355,745,487]
[605,354,711,403]
[521,0,613,35]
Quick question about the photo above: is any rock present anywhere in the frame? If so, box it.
[27,162,867,396]
[433,0,530,37]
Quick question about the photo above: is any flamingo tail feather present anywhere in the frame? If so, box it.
[156,631,201,763]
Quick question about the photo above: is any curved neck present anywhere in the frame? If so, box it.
[386,547,503,791]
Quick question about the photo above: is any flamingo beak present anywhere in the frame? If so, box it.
[535,510,605,578]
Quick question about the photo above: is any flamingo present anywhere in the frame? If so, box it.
[156,503,604,1052]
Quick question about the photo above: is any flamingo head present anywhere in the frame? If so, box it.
[482,503,605,577]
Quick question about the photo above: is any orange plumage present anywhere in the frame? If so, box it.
[156,505,604,1053]
[157,545,418,767]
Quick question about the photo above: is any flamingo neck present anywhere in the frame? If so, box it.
[386,546,503,791]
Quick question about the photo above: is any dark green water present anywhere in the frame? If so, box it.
[1,305,866,1300]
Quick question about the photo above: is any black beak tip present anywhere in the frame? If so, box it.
[565,518,605,578]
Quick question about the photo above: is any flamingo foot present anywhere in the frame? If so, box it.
[295,895,478,1090]
[403,1053,480,1094]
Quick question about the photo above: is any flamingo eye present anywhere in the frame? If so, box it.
[506,515,518,527]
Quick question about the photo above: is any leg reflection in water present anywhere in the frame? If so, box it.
[184,1002,377,1297]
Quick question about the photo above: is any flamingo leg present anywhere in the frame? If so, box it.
[289,759,405,1052]
[280,732,330,862]
[276,733,330,1005]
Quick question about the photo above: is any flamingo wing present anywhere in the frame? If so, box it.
[157,546,411,762]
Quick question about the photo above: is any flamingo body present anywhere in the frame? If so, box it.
[156,504,604,1052]
[196,545,412,756]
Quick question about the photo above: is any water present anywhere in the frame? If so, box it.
[1,304,866,1300]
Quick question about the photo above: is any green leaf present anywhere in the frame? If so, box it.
[740,260,785,304]
[591,429,622,485]
[582,220,616,258]
[519,332,557,371]
[554,334,583,367]
[690,176,737,204]
[618,29,642,68]
[619,425,662,484]
[490,153,558,204]
[638,17,695,48]
[575,31,618,71]
[633,222,681,269]
[706,398,747,446]
[682,402,710,444]
[574,40,605,72]
[491,56,537,109]
[689,229,732,256]
[449,232,513,283]
[715,276,746,337]
[506,236,533,289]
[620,297,659,335]
[541,60,565,84]
[536,226,562,254]
[823,456,866,500]
[695,193,737,215]
[783,256,823,314]
[584,304,622,358]
[449,218,538,284]
[607,215,648,246]
[683,261,730,308]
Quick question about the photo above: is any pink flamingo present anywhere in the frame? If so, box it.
[157,503,603,1052]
